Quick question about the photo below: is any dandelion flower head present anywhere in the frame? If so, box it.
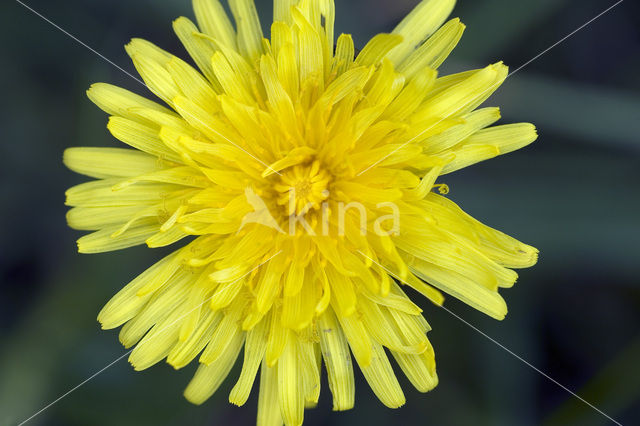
[64,0,539,425]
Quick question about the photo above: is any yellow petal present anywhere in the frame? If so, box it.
[62,147,161,178]
[274,0,297,24]
[172,17,223,91]
[277,335,304,426]
[167,308,222,369]
[257,360,283,426]
[338,311,372,367]
[332,33,355,76]
[165,55,218,112]
[255,252,288,313]
[146,226,189,248]
[358,341,406,408]
[392,347,438,392]
[260,55,298,137]
[65,178,193,208]
[229,315,270,406]
[107,116,181,162]
[77,219,160,253]
[319,0,335,76]
[266,305,288,366]
[277,42,300,101]
[126,40,180,106]
[427,194,539,268]
[358,297,425,354]
[440,144,500,174]
[192,0,237,48]
[86,83,172,120]
[184,330,244,404]
[387,0,456,64]
[200,299,245,364]
[128,307,184,370]
[423,107,501,154]
[211,51,255,103]
[465,122,538,155]
[398,18,465,77]
[209,279,243,310]
[299,337,321,404]
[229,0,264,62]
[408,256,508,319]
[416,62,508,122]
[97,251,182,329]
[293,7,324,86]
[383,67,437,120]
[355,33,403,66]
[326,266,357,317]
[317,309,355,411]
[118,271,191,347]
[66,205,148,231]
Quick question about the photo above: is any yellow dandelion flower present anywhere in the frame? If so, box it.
[64,0,539,424]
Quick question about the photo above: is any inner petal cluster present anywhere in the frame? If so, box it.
[275,161,331,215]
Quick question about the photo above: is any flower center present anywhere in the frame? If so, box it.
[275,161,331,216]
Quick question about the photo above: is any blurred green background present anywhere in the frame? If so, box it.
[1,0,639,425]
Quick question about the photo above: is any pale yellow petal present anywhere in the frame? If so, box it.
[172,17,223,91]
[317,309,355,411]
[167,309,222,369]
[200,298,244,364]
[229,0,264,62]
[125,39,180,106]
[65,178,193,208]
[86,83,172,120]
[423,107,501,154]
[210,51,255,103]
[337,311,372,367]
[229,315,270,406]
[392,349,438,392]
[416,62,508,122]
[257,360,283,426]
[77,219,160,253]
[387,0,456,64]
[332,33,354,76]
[398,18,465,78]
[274,0,297,24]
[118,271,191,347]
[97,251,182,329]
[63,147,163,179]
[107,116,181,162]
[146,226,190,248]
[165,55,218,112]
[440,144,500,174]
[298,336,321,404]
[128,307,184,370]
[277,43,300,101]
[426,194,539,268]
[355,33,403,66]
[293,7,324,86]
[66,205,148,231]
[358,341,405,408]
[461,122,538,155]
[408,255,508,319]
[277,335,304,426]
[192,0,237,48]
[383,67,437,120]
[183,330,244,404]
[266,306,288,366]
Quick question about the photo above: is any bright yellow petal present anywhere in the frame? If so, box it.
[387,0,456,64]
